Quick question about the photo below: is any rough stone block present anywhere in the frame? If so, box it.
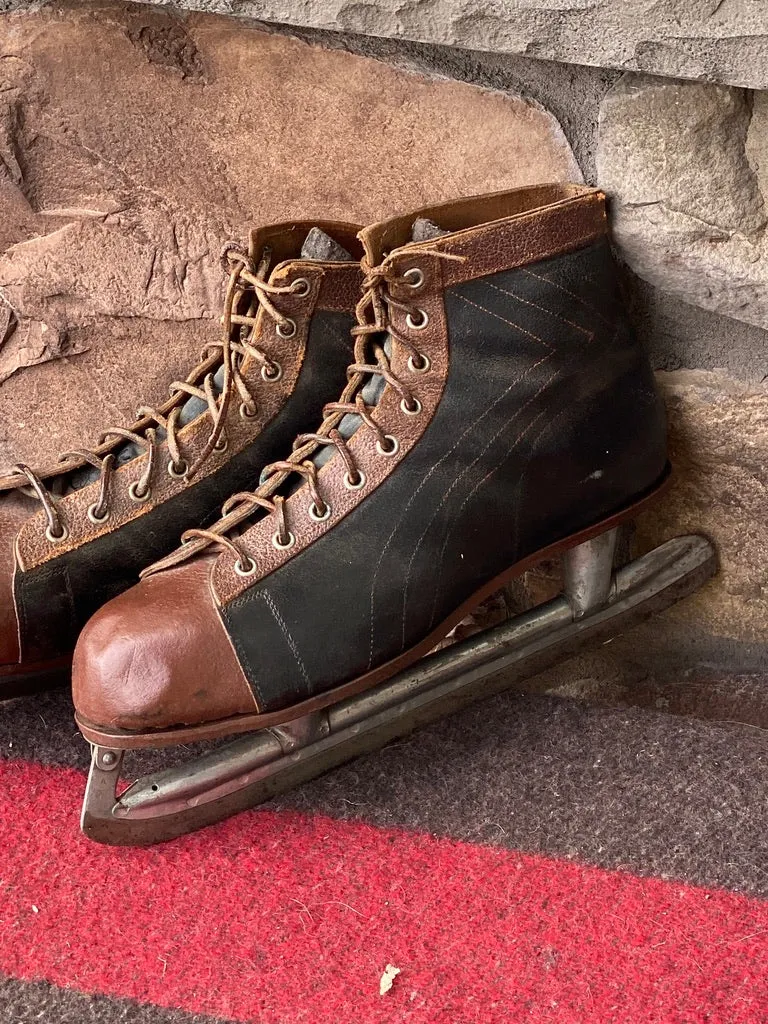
[0,0,578,469]
[636,369,768,645]
[597,73,768,332]
[47,0,768,91]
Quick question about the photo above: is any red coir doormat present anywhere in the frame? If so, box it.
[0,757,765,1023]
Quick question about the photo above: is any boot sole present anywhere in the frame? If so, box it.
[76,467,677,749]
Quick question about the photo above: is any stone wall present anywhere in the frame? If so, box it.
[1,0,766,706]
[118,0,768,90]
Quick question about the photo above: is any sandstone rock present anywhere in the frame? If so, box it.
[635,369,768,644]
[0,0,579,469]
[117,0,768,90]
[597,73,768,331]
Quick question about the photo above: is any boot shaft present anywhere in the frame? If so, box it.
[212,185,668,709]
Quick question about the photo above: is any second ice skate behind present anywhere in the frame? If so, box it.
[72,184,717,844]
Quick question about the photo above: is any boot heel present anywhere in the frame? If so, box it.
[562,527,620,618]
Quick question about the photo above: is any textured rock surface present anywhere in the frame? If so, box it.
[597,74,768,332]
[0,0,578,469]
[636,369,768,644]
[83,0,768,91]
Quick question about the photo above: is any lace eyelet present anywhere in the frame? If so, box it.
[403,267,425,289]
[406,308,429,331]
[277,318,297,339]
[408,353,430,373]
[376,435,399,457]
[239,402,258,420]
[168,459,189,479]
[214,437,228,454]
[308,501,331,522]
[272,530,296,551]
[261,360,283,383]
[87,503,110,525]
[343,470,367,490]
[400,397,422,416]
[45,523,68,544]
[234,556,257,578]
[291,277,311,297]
[128,481,151,503]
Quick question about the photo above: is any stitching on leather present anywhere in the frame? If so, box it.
[228,627,266,709]
[485,281,594,339]
[424,323,616,630]
[259,588,311,695]
[426,402,552,631]
[453,292,554,351]
[521,266,616,328]
[400,276,600,644]
[409,366,555,642]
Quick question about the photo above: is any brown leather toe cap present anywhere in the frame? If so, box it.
[72,557,258,733]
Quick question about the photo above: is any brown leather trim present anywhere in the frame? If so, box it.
[74,470,671,749]
[359,183,601,263]
[72,556,257,732]
[248,221,364,267]
[431,192,606,286]
[313,261,365,312]
[211,248,452,606]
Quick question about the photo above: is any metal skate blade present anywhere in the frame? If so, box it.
[81,534,716,846]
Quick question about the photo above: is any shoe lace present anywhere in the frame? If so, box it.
[5,243,302,542]
[145,246,463,578]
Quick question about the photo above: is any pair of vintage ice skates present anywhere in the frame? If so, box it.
[0,184,716,845]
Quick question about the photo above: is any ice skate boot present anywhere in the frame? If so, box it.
[0,222,363,696]
[73,184,716,845]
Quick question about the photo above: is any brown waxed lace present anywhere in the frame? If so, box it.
[7,243,303,543]
[147,246,465,577]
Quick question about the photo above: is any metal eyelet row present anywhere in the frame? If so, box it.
[403,267,425,289]
[128,481,151,503]
[406,309,429,331]
[48,348,290,544]
[48,457,189,542]
[273,276,309,341]
[231,321,428,567]
[45,524,69,544]
[408,353,430,373]
[234,556,257,578]
[261,360,283,381]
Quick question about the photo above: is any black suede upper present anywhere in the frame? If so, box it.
[14,311,355,662]
[221,240,668,712]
